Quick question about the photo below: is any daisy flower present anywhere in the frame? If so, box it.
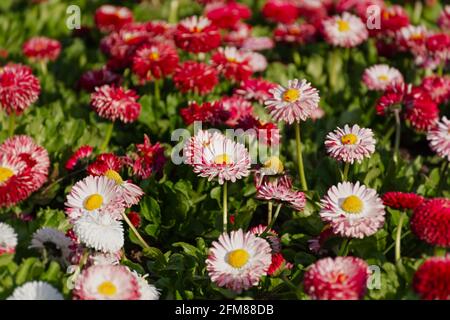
[242,37,274,51]
[413,256,450,300]
[375,82,406,116]
[7,281,63,300]
[73,212,124,253]
[186,131,251,184]
[304,257,369,300]
[133,273,160,300]
[65,175,125,220]
[0,63,40,115]
[132,43,179,81]
[173,61,219,95]
[381,192,425,210]
[410,198,450,248]
[125,135,166,179]
[256,175,306,211]
[222,22,252,47]
[262,0,298,25]
[174,16,221,53]
[267,253,293,277]
[404,87,439,132]
[249,224,281,253]
[22,36,61,62]
[220,95,253,127]
[244,51,267,73]
[324,124,376,164]
[73,265,140,300]
[438,6,450,31]
[362,64,403,91]
[235,78,276,104]
[396,25,428,50]
[78,67,122,92]
[65,145,93,170]
[205,1,251,29]
[180,101,229,126]
[0,222,18,255]
[427,116,450,161]
[95,5,133,33]
[322,12,368,47]
[235,115,281,146]
[420,75,450,105]
[205,229,272,293]
[212,47,253,82]
[29,227,72,264]
[273,23,317,44]
[89,251,122,266]
[264,78,320,124]
[91,85,141,124]
[319,181,386,239]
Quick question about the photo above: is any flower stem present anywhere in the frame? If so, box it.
[342,162,350,181]
[295,122,308,191]
[393,109,401,163]
[100,122,114,152]
[223,181,228,233]
[168,0,179,24]
[437,160,449,195]
[39,61,48,75]
[267,202,273,225]
[8,112,15,137]
[262,203,282,236]
[434,247,446,257]
[338,238,350,256]
[154,79,161,103]
[395,211,407,263]
[121,211,151,250]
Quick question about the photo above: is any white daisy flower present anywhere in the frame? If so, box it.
[0,222,18,255]
[7,281,63,300]
[264,78,320,124]
[73,212,124,253]
[427,116,450,161]
[89,251,122,266]
[133,273,160,300]
[325,124,376,164]
[322,12,368,47]
[206,229,272,293]
[362,64,404,91]
[103,169,144,207]
[319,181,385,239]
[29,227,71,264]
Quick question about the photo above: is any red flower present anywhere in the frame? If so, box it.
[0,63,40,115]
[22,37,61,62]
[180,101,229,126]
[268,253,293,276]
[132,43,179,81]
[374,6,410,35]
[273,23,317,44]
[65,145,93,170]
[220,95,253,127]
[222,22,252,47]
[234,78,276,104]
[126,135,166,179]
[212,47,253,82]
[205,2,251,29]
[382,192,425,210]
[173,61,219,95]
[420,75,450,105]
[336,0,385,19]
[375,82,405,116]
[94,5,133,33]
[91,85,141,123]
[78,67,122,92]
[144,20,174,40]
[411,198,450,247]
[413,256,450,300]
[404,87,439,131]
[237,115,280,146]
[262,0,299,25]
[174,16,221,53]
[127,211,142,228]
[426,33,450,53]
[87,153,123,176]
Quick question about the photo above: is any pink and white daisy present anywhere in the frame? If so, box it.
[235,78,276,104]
[73,265,140,300]
[320,181,385,239]
[212,47,253,82]
[427,116,450,161]
[325,124,376,164]
[243,51,268,73]
[396,25,428,50]
[304,257,369,300]
[264,78,320,124]
[0,222,18,255]
[256,175,306,211]
[249,224,281,253]
[7,281,63,300]
[362,64,404,91]
[322,13,368,47]
[185,131,251,184]
[65,145,93,170]
[22,36,61,62]
[206,229,272,293]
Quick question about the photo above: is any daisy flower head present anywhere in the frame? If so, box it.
[73,265,140,300]
[95,5,133,33]
[413,256,450,300]
[319,181,385,239]
[438,6,450,31]
[375,82,406,116]
[324,124,376,164]
[73,211,124,253]
[304,256,369,300]
[222,22,252,47]
[29,227,72,264]
[381,192,425,210]
[188,131,251,184]
[173,61,219,95]
[65,175,125,220]
[396,25,428,51]
[212,47,253,82]
[420,75,450,105]
[427,116,450,161]
[322,12,368,48]
[174,16,221,53]
[244,51,268,73]
[65,145,93,170]
[91,85,141,124]
[133,273,160,300]
[206,229,272,293]
[273,23,317,44]
[256,175,306,212]
[235,78,276,104]
[132,43,179,81]
[0,222,18,255]
[267,253,293,277]
[205,1,251,29]
[180,100,229,126]
[0,63,40,115]
[7,281,63,300]
[264,78,320,124]
[126,134,166,180]
[88,251,122,266]
[262,0,299,25]
[249,224,281,253]
[219,95,253,127]
[242,37,274,51]
[362,64,403,91]
[78,67,123,92]
[22,37,61,62]
[410,198,450,248]
[404,87,439,132]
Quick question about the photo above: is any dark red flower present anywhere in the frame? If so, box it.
[375,82,405,116]
[420,75,450,105]
[174,16,221,53]
[235,78,276,104]
[382,192,425,210]
[273,23,317,44]
[180,101,229,126]
[237,115,280,146]
[87,153,123,176]
[94,5,133,33]
[132,43,179,81]
[127,211,142,228]
[22,37,61,62]
[219,95,253,127]
[144,20,174,40]
[205,2,251,29]
[65,145,94,170]
[404,87,439,131]
[222,22,252,47]
[211,47,253,82]
[411,198,450,247]
[262,0,298,25]
[375,6,410,35]
[78,67,122,92]
[413,256,450,300]
[173,61,219,95]
[126,135,166,179]
[268,253,293,276]
[336,0,385,19]
[426,33,450,53]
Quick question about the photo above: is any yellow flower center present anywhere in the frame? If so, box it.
[264,156,284,174]
[341,133,358,145]
[378,74,389,82]
[333,272,348,284]
[84,194,103,211]
[104,169,123,185]
[192,26,202,33]
[341,195,364,214]
[214,154,232,165]
[337,20,350,32]
[282,88,300,102]
[97,281,117,296]
[0,167,14,184]
[148,51,160,61]
[411,33,423,41]
[227,249,250,268]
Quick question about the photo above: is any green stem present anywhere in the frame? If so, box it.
[295,122,308,191]
[267,202,273,225]
[121,211,150,250]
[383,231,411,255]
[434,247,446,257]
[393,109,401,163]
[395,211,407,263]
[292,50,301,67]
[100,122,114,152]
[342,162,350,182]
[168,0,179,24]
[223,181,228,233]
[437,161,449,195]
[338,238,350,256]
[262,204,282,236]
[8,112,15,137]
[154,79,161,103]
[39,61,48,75]
[412,0,423,24]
